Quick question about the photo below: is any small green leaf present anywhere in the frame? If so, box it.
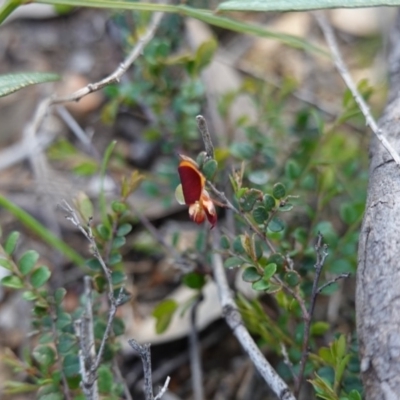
[0,72,60,98]
[98,365,113,394]
[33,345,55,369]
[152,299,178,334]
[4,231,19,255]
[111,201,127,214]
[232,236,246,254]
[117,223,132,237]
[252,279,270,291]
[31,266,51,288]
[239,189,262,212]
[267,253,285,269]
[263,194,276,211]
[109,253,122,266]
[56,312,73,330]
[58,333,77,354]
[265,283,281,294]
[224,256,244,268]
[63,354,80,378]
[0,258,13,271]
[263,263,277,280]
[220,235,230,250]
[18,250,39,276]
[242,266,261,282]
[268,217,285,232]
[310,321,330,336]
[97,224,111,240]
[1,275,24,289]
[54,288,67,305]
[22,291,38,301]
[152,299,178,318]
[272,182,286,199]
[202,159,218,180]
[183,272,206,289]
[279,202,293,212]
[252,206,268,224]
[111,271,125,286]
[74,192,93,222]
[112,236,126,249]
[194,39,217,74]
[86,258,102,271]
[284,271,300,287]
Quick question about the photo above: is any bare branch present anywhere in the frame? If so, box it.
[189,295,204,400]
[22,11,164,169]
[318,273,350,295]
[211,229,296,400]
[128,339,170,400]
[314,11,400,167]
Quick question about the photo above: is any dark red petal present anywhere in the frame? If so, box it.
[202,191,217,228]
[178,160,205,204]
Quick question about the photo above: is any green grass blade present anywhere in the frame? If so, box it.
[0,72,60,98]
[35,0,325,54]
[0,0,23,25]
[0,196,85,267]
[218,0,400,11]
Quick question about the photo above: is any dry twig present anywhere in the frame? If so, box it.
[314,12,400,167]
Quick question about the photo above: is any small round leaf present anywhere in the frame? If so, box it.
[273,183,286,199]
[1,275,24,289]
[18,250,39,276]
[31,266,51,288]
[242,267,261,283]
[264,194,276,211]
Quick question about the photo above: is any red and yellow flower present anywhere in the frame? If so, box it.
[175,155,217,228]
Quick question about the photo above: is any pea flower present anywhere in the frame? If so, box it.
[175,155,217,228]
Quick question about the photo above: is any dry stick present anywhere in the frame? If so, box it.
[211,229,296,400]
[317,273,350,295]
[314,12,400,167]
[128,339,170,400]
[295,233,328,397]
[25,11,164,145]
[61,201,125,393]
[189,295,205,400]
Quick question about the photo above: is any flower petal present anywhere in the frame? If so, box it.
[189,202,206,224]
[201,190,217,228]
[175,184,186,205]
[178,158,205,204]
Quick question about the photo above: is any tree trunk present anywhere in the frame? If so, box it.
[356,10,400,400]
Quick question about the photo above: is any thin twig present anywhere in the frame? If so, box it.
[23,11,164,164]
[113,359,134,400]
[211,229,296,400]
[189,294,204,400]
[314,12,400,167]
[61,201,125,391]
[317,273,350,295]
[295,233,328,397]
[128,339,170,400]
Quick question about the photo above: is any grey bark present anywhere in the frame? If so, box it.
[357,10,400,400]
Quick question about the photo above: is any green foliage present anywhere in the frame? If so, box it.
[0,72,59,97]
[0,145,143,397]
